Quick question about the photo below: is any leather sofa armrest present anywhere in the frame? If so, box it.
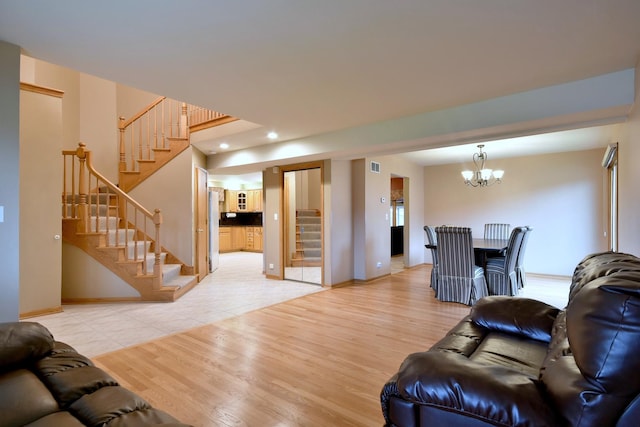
[0,322,54,369]
[393,351,561,426]
[470,296,560,342]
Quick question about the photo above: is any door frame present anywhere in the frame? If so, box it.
[194,166,209,281]
[279,161,324,285]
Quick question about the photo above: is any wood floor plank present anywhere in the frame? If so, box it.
[92,266,483,426]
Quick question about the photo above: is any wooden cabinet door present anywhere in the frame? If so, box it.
[237,191,248,211]
[254,227,263,251]
[219,227,231,252]
[231,227,246,250]
[225,190,237,212]
[245,227,254,250]
[249,189,263,212]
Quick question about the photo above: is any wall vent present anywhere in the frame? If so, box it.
[370,161,381,173]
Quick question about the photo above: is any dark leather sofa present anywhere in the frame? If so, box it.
[0,321,191,427]
[381,251,640,427]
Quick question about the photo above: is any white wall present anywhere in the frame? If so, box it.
[0,41,21,321]
[424,149,608,276]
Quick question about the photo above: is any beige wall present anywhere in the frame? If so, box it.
[61,244,140,299]
[324,159,353,285]
[616,60,640,257]
[21,55,80,151]
[116,83,160,120]
[263,167,281,276]
[378,154,426,269]
[424,149,608,276]
[79,74,118,181]
[130,148,195,264]
[19,87,63,315]
[0,41,21,321]
[350,154,425,280]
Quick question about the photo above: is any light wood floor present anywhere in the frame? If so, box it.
[93,265,568,427]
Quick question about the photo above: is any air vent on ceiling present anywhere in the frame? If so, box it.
[370,161,381,173]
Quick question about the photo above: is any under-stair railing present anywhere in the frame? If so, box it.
[62,142,163,287]
[118,96,231,174]
[118,96,188,174]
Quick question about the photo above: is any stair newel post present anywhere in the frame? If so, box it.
[153,208,163,289]
[118,117,126,173]
[180,102,188,139]
[75,143,89,233]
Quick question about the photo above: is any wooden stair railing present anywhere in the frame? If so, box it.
[62,142,196,301]
[118,96,237,192]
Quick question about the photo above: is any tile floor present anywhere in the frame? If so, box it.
[30,252,570,358]
[32,252,325,357]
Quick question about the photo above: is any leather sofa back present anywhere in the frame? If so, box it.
[540,252,640,426]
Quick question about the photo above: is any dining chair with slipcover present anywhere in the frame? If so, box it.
[515,226,533,289]
[485,226,527,296]
[423,225,439,291]
[484,223,511,240]
[434,226,489,305]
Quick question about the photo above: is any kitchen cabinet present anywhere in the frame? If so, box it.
[231,227,246,250]
[248,189,263,212]
[224,189,263,212]
[219,226,263,252]
[245,226,263,251]
[219,227,232,252]
[253,226,263,251]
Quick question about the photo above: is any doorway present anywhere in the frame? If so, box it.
[282,163,323,285]
[390,176,406,274]
[194,167,209,281]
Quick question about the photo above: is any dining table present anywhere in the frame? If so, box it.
[425,238,508,252]
[426,238,509,270]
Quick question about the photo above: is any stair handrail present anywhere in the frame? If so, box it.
[118,96,235,176]
[63,142,163,287]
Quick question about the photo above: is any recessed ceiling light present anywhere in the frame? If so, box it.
[219,142,229,149]
[267,131,278,140]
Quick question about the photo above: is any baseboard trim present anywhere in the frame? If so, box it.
[20,306,64,319]
[62,297,143,304]
[327,279,355,288]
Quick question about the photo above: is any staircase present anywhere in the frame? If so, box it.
[61,98,234,302]
[62,143,197,302]
[117,96,236,192]
[292,209,322,267]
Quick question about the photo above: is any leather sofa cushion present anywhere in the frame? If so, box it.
[393,351,561,426]
[24,412,85,427]
[0,369,59,427]
[429,316,487,356]
[469,332,548,379]
[471,296,560,342]
[41,365,118,408]
[0,322,54,370]
[69,385,152,426]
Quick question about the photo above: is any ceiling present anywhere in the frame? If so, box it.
[1,1,639,180]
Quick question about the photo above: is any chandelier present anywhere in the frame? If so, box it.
[461,144,504,187]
